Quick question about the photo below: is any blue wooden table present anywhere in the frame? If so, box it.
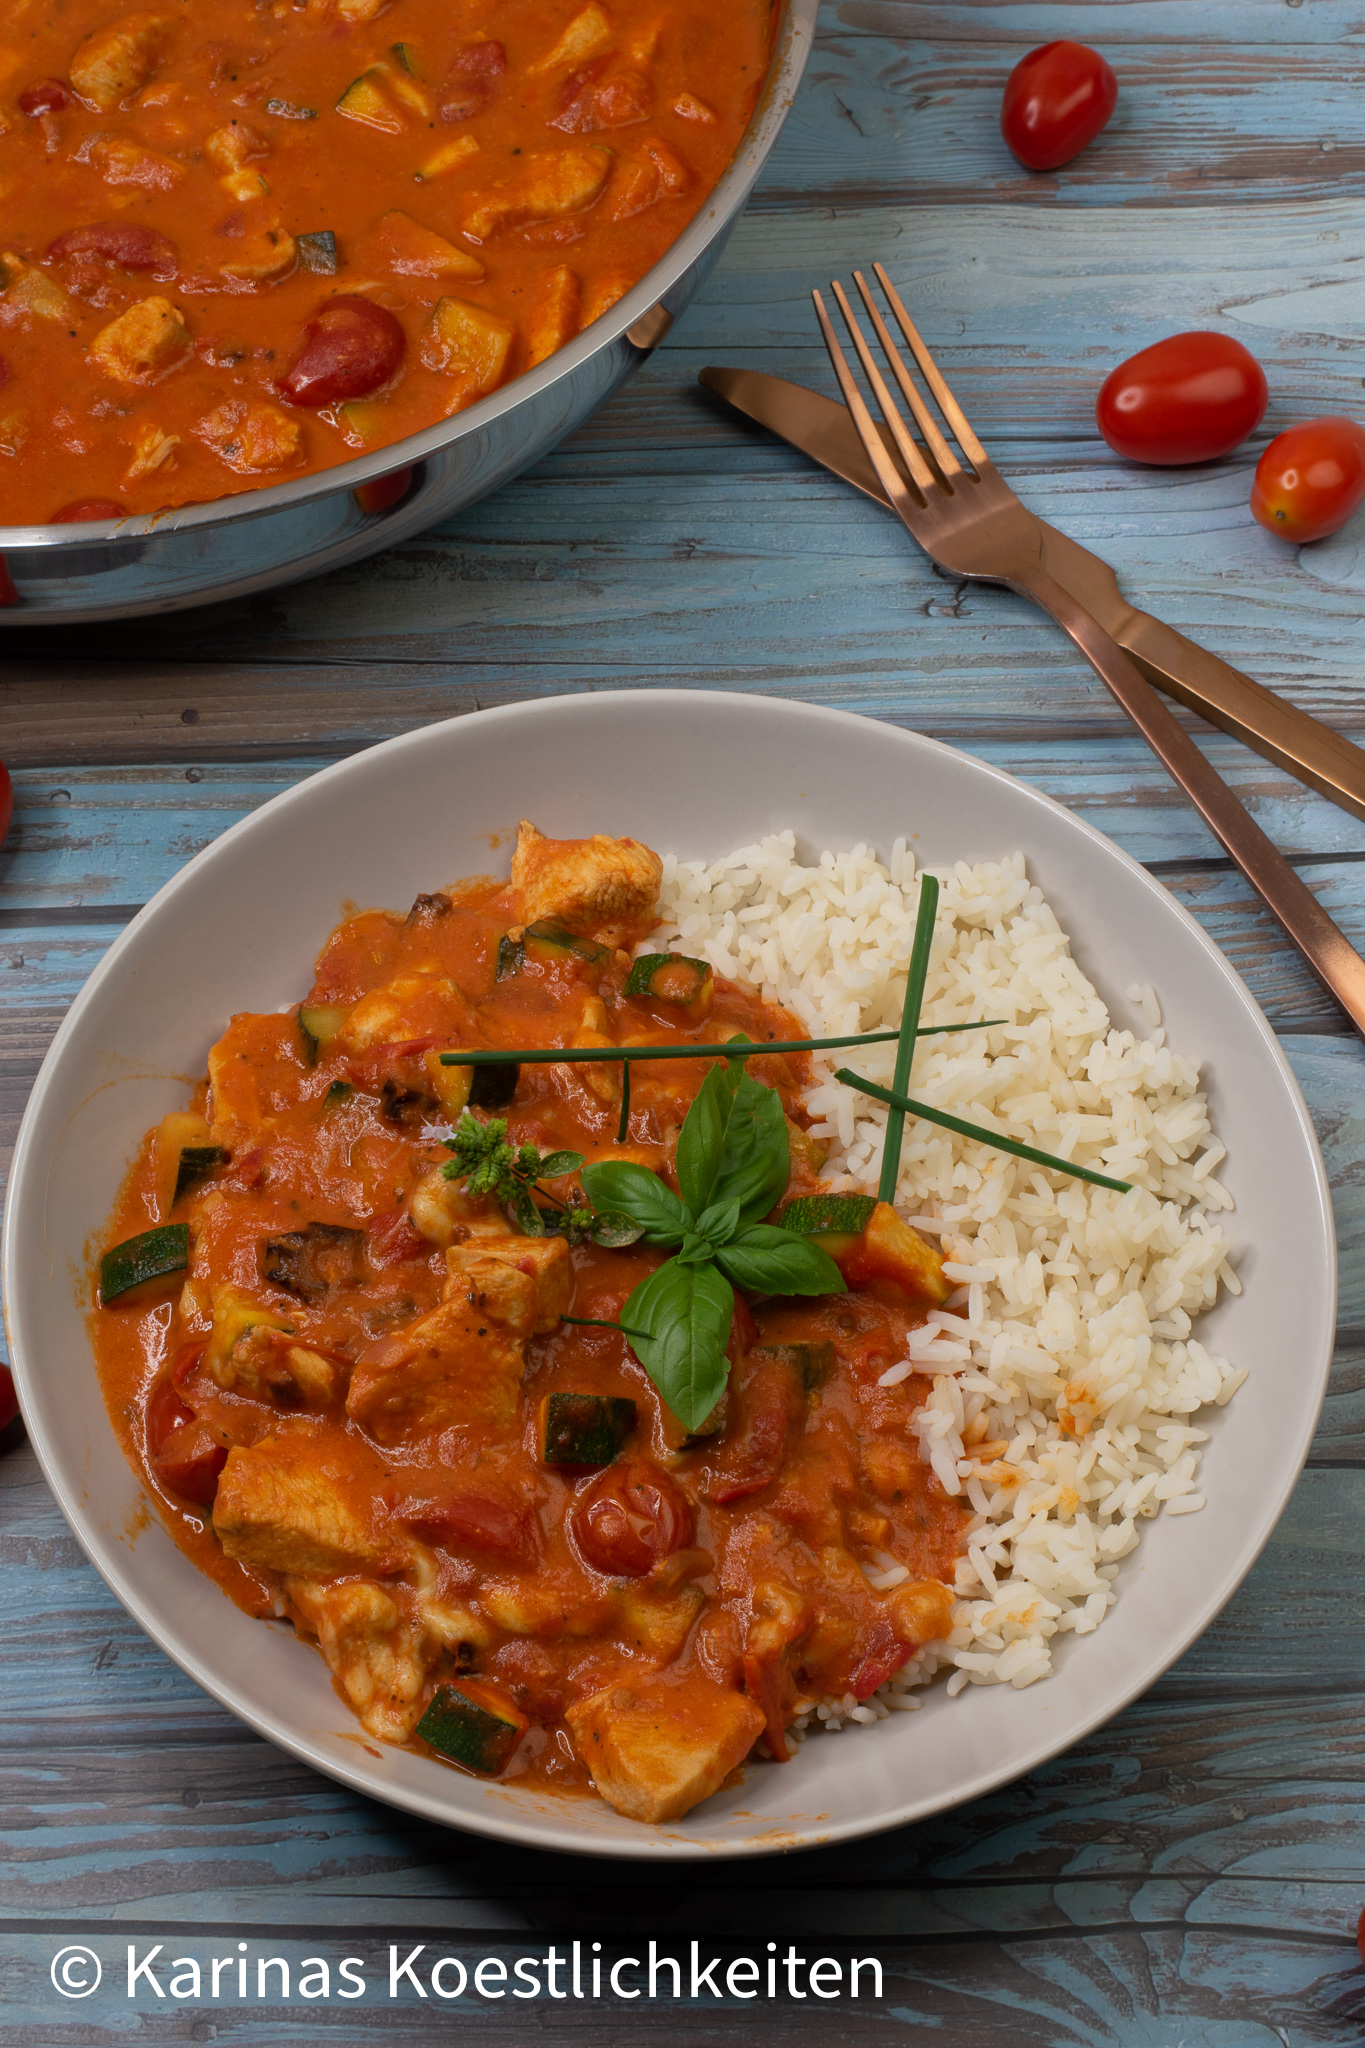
[6,3,1365,2039]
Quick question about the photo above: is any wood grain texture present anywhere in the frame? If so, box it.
[7,0,1365,2040]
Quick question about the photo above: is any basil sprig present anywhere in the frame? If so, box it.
[581,1057,845,1431]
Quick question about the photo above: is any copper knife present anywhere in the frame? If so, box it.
[699,364,1365,826]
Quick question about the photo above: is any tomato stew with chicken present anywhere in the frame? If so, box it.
[0,0,772,524]
[93,822,967,1824]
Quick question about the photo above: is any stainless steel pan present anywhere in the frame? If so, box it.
[0,0,815,625]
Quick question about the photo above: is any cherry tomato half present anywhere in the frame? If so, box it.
[279,296,405,407]
[1096,332,1268,466]
[0,1363,18,1434]
[1001,41,1117,172]
[1250,416,1365,545]
[570,1460,693,1577]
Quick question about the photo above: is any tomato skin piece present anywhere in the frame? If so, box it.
[1250,417,1365,545]
[570,1460,693,1577]
[19,78,69,115]
[396,1489,537,1560]
[1096,332,1268,466]
[52,499,128,523]
[1000,41,1117,172]
[147,1374,226,1504]
[279,297,406,407]
[0,1363,18,1434]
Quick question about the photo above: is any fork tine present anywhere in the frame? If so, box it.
[851,270,964,484]
[872,262,989,470]
[827,281,939,496]
[810,288,930,515]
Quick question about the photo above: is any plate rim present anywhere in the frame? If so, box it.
[2,689,1337,1862]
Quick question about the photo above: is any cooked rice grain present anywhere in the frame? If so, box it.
[650,834,1243,1715]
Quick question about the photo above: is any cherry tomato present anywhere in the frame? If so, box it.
[570,1460,693,1577]
[396,1489,536,1560]
[437,38,506,123]
[48,221,177,274]
[1096,332,1268,466]
[1250,416,1365,545]
[0,759,12,850]
[0,1364,18,1434]
[19,78,68,116]
[279,296,405,407]
[146,1376,227,1504]
[1001,41,1117,172]
[52,499,127,523]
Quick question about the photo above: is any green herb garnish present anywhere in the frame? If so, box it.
[836,1070,1133,1194]
[579,1062,845,1432]
[879,875,938,1203]
[441,1112,642,1245]
[438,1021,1005,1071]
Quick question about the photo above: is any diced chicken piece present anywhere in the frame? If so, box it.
[609,136,689,222]
[3,260,74,323]
[203,1284,297,1395]
[338,972,466,1053]
[445,1235,572,1336]
[511,818,662,935]
[480,1576,617,1637]
[90,136,183,189]
[70,10,169,110]
[346,1295,525,1442]
[673,91,716,123]
[197,398,304,473]
[566,1673,765,1823]
[531,2,614,74]
[204,120,268,171]
[219,225,296,283]
[409,1168,515,1249]
[580,269,633,327]
[616,1579,705,1662]
[369,210,484,280]
[526,264,580,369]
[420,297,512,396]
[551,64,651,135]
[287,1576,436,1739]
[89,295,190,385]
[214,1434,402,1576]
[122,421,178,483]
[337,0,391,20]
[460,147,612,242]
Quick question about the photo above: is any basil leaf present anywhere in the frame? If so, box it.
[710,1072,790,1226]
[589,1210,646,1248]
[675,1231,717,1266]
[623,1258,735,1433]
[579,1161,687,1245]
[674,1061,739,1215]
[694,1195,741,1249]
[713,1224,846,1297]
[511,1187,544,1237]
[537,1150,585,1180]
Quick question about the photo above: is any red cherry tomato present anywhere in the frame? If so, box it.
[48,221,177,275]
[52,499,127,523]
[279,296,405,407]
[0,760,12,850]
[0,1364,18,1434]
[1001,41,1117,172]
[570,1460,693,1577]
[395,1488,537,1560]
[147,1378,226,1504]
[19,78,68,115]
[1096,332,1268,466]
[1250,416,1365,545]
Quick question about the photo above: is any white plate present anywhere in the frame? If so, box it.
[2,692,1335,1860]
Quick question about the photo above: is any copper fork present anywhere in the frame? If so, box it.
[815,264,1365,1040]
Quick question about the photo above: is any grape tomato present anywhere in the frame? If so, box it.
[1250,416,1365,544]
[1096,332,1268,466]
[570,1460,693,1577]
[1001,41,1117,172]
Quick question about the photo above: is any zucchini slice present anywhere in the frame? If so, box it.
[624,952,715,1022]
[524,920,609,966]
[755,1339,835,1392]
[153,1110,228,1218]
[417,1680,528,1774]
[779,1195,950,1305]
[320,1079,354,1110]
[468,1063,518,1111]
[298,1002,350,1064]
[778,1193,877,1239]
[495,933,524,981]
[296,229,337,274]
[100,1223,189,1306]
[335,66,404,132]
[422,1051,472,1118]
[541,1391,636,1467]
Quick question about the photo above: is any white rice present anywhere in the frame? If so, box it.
[647,833,1244,1718]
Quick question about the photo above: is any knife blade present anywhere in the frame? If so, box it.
[699,364,1365,827]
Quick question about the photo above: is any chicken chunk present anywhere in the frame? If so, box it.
[346,1294,525,1441]
[287,1576,436,1739]
[338,972,467,1053]
[370,210,484,280]
[197,399,304,473]
[445,1236,572,1336]
[89,295,190,385]
[420,297,513,397]
[409,1168,515,1249]
[70,10,169,110]
[565,1673,764,1823]
[213,1434,401,1576]
[525,265,581,369]
[91,137,183,189]
[204,121,268,172]
[610,136,689,222]
[511,819,662,935]
[460,148,612,241]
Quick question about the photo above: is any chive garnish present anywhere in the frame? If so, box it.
[616,1058,631,1145]
[836,1069,1133,1193]
[878,874,938,1204]
[437,1021,1004,1068]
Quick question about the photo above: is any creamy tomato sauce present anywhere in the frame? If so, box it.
[92,822,967,1823]
[0,0,772,524]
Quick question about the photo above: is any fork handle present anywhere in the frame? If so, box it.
[1016,566,1365,1039]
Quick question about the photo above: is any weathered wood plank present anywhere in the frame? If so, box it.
[840,0,1365,48]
